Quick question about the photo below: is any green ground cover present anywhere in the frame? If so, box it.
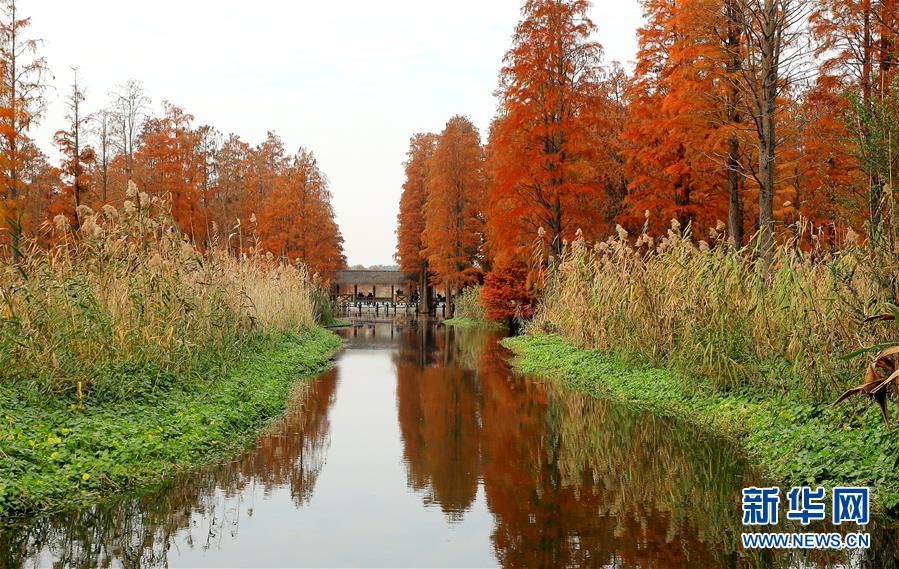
[503,333,899,517]
[0,326,341,520]
[443,317,507,330]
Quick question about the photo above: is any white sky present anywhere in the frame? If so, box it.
[28,0,643,267]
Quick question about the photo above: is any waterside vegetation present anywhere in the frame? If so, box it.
[506,222,899,513]
[0,189,341,519]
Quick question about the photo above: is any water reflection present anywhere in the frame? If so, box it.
[395,325,737,567]
[396,332,481,520]
[0,369,340,568]
[1,320,894,567]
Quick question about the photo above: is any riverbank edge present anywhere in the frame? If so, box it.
[502,333,899,517]
[0,326,343,521]
[443,317,508,330]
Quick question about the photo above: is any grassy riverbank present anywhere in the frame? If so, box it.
[0,188,342,520]
[0,326,341,520]
[443,317,507,330]
[503,333,899,516]
[444,287,508,330]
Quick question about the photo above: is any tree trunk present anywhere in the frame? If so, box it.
[727,138,743,246]
[445,280,454,318]
[8,1,18,264]
[757,0,778,262]
[549,194,563,263]
[725,0,743,246]
[758,94,776,261]
[418,260,430,314]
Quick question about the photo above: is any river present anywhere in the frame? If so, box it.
[0,318,891,567]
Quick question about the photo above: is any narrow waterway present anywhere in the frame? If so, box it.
[0,319,888,567]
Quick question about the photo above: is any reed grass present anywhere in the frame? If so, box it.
[529,220,898,402]
[0,182,316,401]
[454,286,488,321]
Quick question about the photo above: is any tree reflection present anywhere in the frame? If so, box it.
[3,321,893,568]
[395,328,481,519]
[394,322,870,568]
[0,369,340,569]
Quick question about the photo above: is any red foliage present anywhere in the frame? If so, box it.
[486,0,614,267]
[620,0,728,237]
[422,115,485,290]
[481,267,536,321]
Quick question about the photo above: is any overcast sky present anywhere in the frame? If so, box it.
[28,0,643,266]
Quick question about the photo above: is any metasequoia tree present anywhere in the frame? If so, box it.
[622,0,728,236]
[134,111,345,272]
[422,115,485,316]
[136,102,207,243]
[0,0,46,258]
[774,85,863,240]
[210,133,251,244]
[17,139,55,245]
[111,79,149,181]
[690,0,753,245]
[244,131,288,223]
[733,0,812,258]
[194,124,221,238]
[395,132,438,307]
[487,0,609,265]
[593,63,630,232]
[53,69,95,225]
[812,0,898,234]
[258,148,346,277]
[721,0,748,244]
[0,3,346,275]
[813,0,898,109]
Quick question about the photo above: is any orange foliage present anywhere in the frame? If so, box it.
[126,106,345,277]
[257,148,346,277]
[135,103,209,244]
[486,0,613,267]
[422,115,485,292]
[807,0,899,233]
[621,0,728,236]
[0,2,53,254]
[0,3,345,276]
[812,0,898,98]
[481,266,536,320]
[778,87,865,240]
[395,133,438,272]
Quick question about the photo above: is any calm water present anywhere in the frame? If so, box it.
[1,319,894,568]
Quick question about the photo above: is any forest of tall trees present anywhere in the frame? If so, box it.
[0,1,345,277]
[396,0,899,314]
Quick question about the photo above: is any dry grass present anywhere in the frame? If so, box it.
[529,220,898,401]
[0,182,315,400]
[454,286,488,321]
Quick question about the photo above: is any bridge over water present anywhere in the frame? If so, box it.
[330,269,437,314]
